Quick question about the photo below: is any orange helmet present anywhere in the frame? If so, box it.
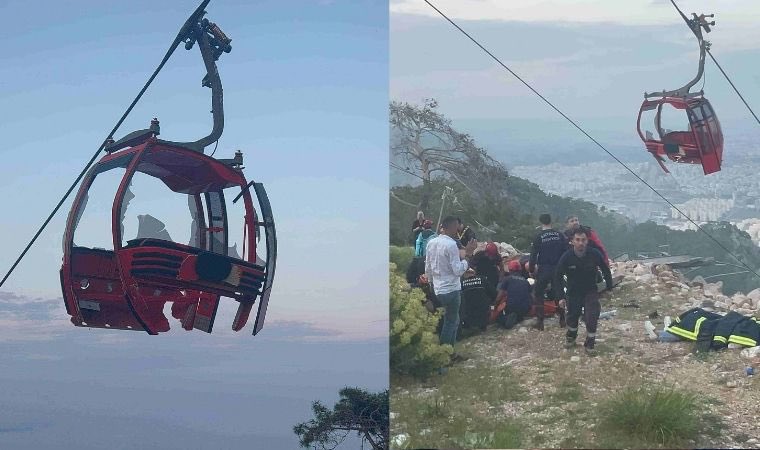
[507,260,521,273]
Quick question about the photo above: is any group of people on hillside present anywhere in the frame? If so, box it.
[409,211,614,370]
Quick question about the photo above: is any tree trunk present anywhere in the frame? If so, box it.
[419,159,431,211]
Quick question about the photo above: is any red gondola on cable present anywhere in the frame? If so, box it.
[59,2,276,335]
[636,8,724,175]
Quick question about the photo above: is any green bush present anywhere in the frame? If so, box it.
[390,245,414,274]
[597,385,705,448]
[390,263,451,378]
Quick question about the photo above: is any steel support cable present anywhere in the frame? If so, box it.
[707,50,760,126]
[0,0,211,288]
[421,0,760,282]
[667,0,760,126]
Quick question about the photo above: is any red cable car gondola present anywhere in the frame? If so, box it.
[59,4,276,335]
[636,8,724,175]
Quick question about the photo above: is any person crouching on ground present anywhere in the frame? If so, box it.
[554,229,613,355]
[460,256,497,334]
[495,260,533,329]
[425,216,477,358]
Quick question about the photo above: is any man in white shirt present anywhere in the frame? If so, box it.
[425,216,477,348]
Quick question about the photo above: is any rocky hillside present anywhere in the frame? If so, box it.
[390,261,760,449]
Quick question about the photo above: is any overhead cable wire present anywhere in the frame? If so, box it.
[422,0,760,282]
[667,0,760,126]
[0,0,210,288]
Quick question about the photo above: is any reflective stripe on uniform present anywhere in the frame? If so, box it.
[666,316,706,341]
[728,335,757,347]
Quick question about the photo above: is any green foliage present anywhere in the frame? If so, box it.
[389,263,452,378]
[596,385,716,448]
[293,387,389,450]
[389,246,414,275]
[391,176,760,294]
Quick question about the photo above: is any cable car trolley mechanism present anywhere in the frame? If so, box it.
[60,1,277,335]
[636,4,724,175]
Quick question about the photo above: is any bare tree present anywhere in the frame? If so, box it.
[390,99,508,209]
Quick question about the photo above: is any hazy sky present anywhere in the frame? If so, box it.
[391,0,760,146]
[1,1,388,449]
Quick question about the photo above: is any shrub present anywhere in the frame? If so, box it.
[597,385,704,448]
[390,245,415,274]
[389,263,451,377]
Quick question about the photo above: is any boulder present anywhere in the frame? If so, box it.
[633,264,652,275]
[747,288,760,302]
[731,295,750,307]
[690,275,706,288]
[635,274,654,283]
[704,281,724,297]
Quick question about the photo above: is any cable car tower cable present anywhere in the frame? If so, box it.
[420,0,760,283]
[668,0,760,127]
[0,0,213,288]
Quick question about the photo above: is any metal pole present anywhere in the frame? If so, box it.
[436,186,450,232]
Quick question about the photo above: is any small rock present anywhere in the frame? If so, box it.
[633,265,649,276]
[701,299,715,308]
[617,323,632,332]
[690,276,706,287]
[726,381,738,388]
[747,438,758,445]
[741,346,760,358]
[651,295,663,301]
[518,327,528,333]
[570,356,581,362]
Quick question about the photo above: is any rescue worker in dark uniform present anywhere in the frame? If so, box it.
[563,215,609,264]
[471,242,500,293]
[496,260,533,329]
[528,214,568,330]
[555,228,613,355]
[460,262,497,334]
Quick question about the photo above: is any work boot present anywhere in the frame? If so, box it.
[558,307,566,328]
[502,312,519,330]
[564,329,578,348]
[584,337,597,356]
[533,305,545,331]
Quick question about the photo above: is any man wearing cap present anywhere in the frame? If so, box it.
[529,213,568,330]
[495,260,533,329]
[425,216,477,353]
[471,242,501,293]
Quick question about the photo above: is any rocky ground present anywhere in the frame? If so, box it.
[391,261,760,449]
